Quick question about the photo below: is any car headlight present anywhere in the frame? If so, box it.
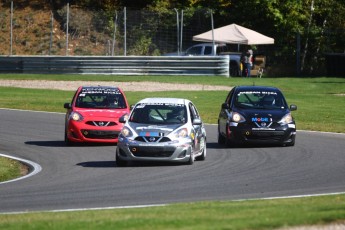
[173,128,189,139]
[279,113,293,124]
[121,126,133,137]
[231,112,246,123]
[69,112,83,121]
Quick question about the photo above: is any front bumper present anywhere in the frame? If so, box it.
[116,137,193,163]
[66,121,121,143]
[227,122,296,145]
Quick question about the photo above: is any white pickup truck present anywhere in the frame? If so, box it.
[183,43,242,76]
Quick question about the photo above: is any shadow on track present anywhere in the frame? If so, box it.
[77,161,115,168]
[77,160,190,168]
[25,141,116,147]
[25,140,66,147]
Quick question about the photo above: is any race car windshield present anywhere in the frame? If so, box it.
[130,104,187,124]
[75,92,127,109]
[235,91,287,110]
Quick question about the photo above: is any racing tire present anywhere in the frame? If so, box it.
[187,148,195,165]
[224,125,236,147]
[64,130,73,146]
[284,136,296,147]
[217,125,226,145]
[188,154,194,165]
[116,153,127,167]
[196,137,206,161]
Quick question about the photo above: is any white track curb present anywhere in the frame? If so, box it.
[0,153,42,185]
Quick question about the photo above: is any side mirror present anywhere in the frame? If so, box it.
[290,104,297,111]
[222,103,229,109]
[192,118,202,125]
[64,103,71,109]
[119,114,129,123]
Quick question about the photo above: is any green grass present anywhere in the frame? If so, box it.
[0,157,23,182]
[1,195,345,229]
[1,76,345,132]
[1,74,345,229]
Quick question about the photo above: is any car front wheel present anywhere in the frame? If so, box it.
[196,137,206,161]
[217,125,226,145]
[116,152,127,167]
[64,129,73,146]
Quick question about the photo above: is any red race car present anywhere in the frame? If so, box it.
[64,86,130,145]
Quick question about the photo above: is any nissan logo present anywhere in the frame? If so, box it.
[149,137,156,142]
[98,121,104,126]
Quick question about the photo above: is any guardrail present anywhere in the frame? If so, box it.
[0,56,230,77]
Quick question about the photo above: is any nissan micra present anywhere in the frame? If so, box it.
[116,98,206,166]
[218,86,297,147]
[64,86,130,145]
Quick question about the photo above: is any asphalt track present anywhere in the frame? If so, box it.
[1,108,345,213]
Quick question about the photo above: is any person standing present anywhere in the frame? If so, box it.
[244,49,253,77]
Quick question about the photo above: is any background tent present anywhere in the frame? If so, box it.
[193,23,274,45]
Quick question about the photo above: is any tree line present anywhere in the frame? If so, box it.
[58,0,345,75]
[2,0,345,75]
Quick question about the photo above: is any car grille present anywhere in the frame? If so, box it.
[81,130,119,139]
[85,121,117,127]
[134,136,171,143]
[244,130,285,141]
[130,146,175,158]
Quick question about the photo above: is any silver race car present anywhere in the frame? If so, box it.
[116,98,206,166]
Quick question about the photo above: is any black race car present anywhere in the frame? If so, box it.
[218,86,297,147]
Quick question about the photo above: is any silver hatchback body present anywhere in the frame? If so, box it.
[116,98,206,166]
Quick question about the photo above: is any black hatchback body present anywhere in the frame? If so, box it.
[218,86,297,146]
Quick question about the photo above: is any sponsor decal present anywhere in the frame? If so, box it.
[139,131,164,137]
[136,103,184,108]
[137,126,173,131]
[139,131,159,137]
[81,88,122,95]
[238,91,277,96]
[251,117,271,122]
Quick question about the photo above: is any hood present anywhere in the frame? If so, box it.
[75,108,129,118]
[237,108,289,122]
[128,122,184,136]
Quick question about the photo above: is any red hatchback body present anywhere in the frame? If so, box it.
[64,86,130,144]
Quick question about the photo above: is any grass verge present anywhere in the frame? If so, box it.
[0,157,23,182]
[1,195,345,229]
[1,77,345,132]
